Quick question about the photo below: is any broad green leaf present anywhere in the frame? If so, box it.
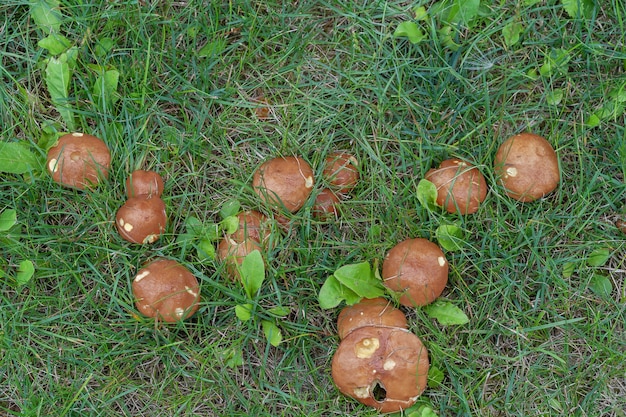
[223,346,244,368]
[333,261,385,299]
[0,142,41,175]
[562,262,576,278]
[93,69,120,109]
[413,6,428,20]
[427,366,445,388]
[589,274,612,298]
[432,0,480,26]
[16,260,35,286]
[587,248,611,267]
[318,275,347,309]
[0,209,17,232]
[546,88,564,106]
[198,39,227,57]
[261,320,282,347]
[267,306,290,317]
[95,37,115,58]
[562,0,595,19]
[196,238,215,260]
[185,216,204,235]
[235,303,252,321]
[408,405,439,417]
[219,199,241,219]
[540,48,571,77]
[436,224,464,251]
[45,54,74,130]
[394,22,426,44]
[240,250,264,299]
[38,34,71,55]
[416,179,439,211]
[502,22,523,47]
[30,0,62,33]
[586,113,601,128]
[221,215,239,235]
[424,300,469,325]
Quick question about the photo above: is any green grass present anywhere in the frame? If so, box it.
[1,1,625,416]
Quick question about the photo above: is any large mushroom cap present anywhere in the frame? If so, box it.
[331,326,429,414]
[252,156,314,212]
[494,132,560,202]
[115,196,167,244]
[126,170,164,198]
[381,238,448,307]
[323,151,359,193]
[132,258,200,322]
[230,210,270,244]
[46,132,111,189]
[425,158,487,215]
[337,297,408,340]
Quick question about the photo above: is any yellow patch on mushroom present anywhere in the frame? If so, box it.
[143,234,159,244]
[355,337,380,358]
[71,132,84,137]
[383,358,397,371]
[174,307,184,318]
[134,270,151,282]
[438,256,446,267]
[353,386,371,399]
[185,286,198,298]
[305,176,314,188]
[505,166,518,177]
[48,158,59,173]
[123,222,134,232]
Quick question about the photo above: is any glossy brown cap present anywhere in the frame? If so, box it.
[336,297,408,340]
[116,196,167,244]
[425,158,487,215]
[323,151,359,193]
[252,156,314,212]
[312,188,340,219]
[132,259,200,322]
[126,170,164,198]
[381,238,448,307]
[331,326,429,414]
[46,132,111,189]
[494,133,560,202]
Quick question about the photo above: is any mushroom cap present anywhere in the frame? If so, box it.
[126,170,164,198]
[217,236,261,281]
[494,132,560,202]
[312,188,340,219]
[323,151,359,193]
[46,132,111,189]
[381,238,448,307]
[230,210,270,244]
[115,196,167,244]
[331,326,429,414]
[132,258,200,322]
[425,158,487,215]
[337,297,408,340]
[252,156,314,212]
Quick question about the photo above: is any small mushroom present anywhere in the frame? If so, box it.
[336,297,408,340]
[116,196,167,244]
[312,188,340,219]
[46,132,111,189]
[616,219,626,235]
[132,258,200,322]
[323,151,359,193]
[252,156,314,213]
[331,326,429,414]
[381,238,448,307]
[494,132,560,202]
[217,236,261,280]
[126,170,164,198]
[425,158,487,215]
[230,210,270,244]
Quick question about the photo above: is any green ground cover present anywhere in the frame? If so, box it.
[1,1,625,416]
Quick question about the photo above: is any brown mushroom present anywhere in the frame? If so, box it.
[425,158,487,215]
[312,188,340,219]
[252,156,314,212]
[494,132,560,202]
[331,326,429,414]
[126,170,164,198]
[323,151,359,193]
[132,258,200,322]
[217,236,261,280]
[336,297,408,340]
[381,238,448,307]
[230,210,270,244]
[46,132,111,189]
[116,196,167,244]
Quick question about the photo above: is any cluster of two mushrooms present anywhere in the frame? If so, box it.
[331,237,449,413]
[426,133,560,214]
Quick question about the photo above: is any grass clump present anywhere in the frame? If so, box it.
[1,1,625,416]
